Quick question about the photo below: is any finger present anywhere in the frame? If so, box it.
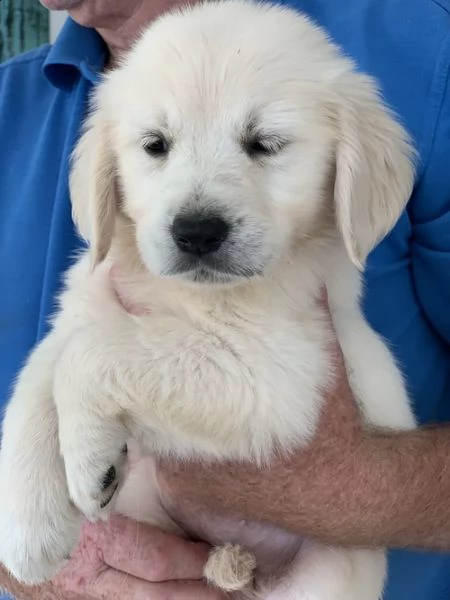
[90,568,228,600]
[94,515,211,581]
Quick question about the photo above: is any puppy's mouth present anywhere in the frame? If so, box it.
[164,255,261,285]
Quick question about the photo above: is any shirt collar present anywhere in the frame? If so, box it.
[43,17,108,90]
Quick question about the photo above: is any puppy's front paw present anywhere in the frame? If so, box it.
[61,419,129,521]
[0,469,82,584]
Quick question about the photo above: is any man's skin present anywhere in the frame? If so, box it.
[1,517,226,600]
[1,1,450,599]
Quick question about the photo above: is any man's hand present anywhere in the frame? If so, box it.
[1,516,226,600]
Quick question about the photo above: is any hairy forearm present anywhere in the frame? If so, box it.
[161,423,450,551]
[258,425,450,549]
[332,425,450,549]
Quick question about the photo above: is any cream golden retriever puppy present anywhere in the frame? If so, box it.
[0,1,416,598]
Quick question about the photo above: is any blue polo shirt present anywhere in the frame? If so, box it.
[1,1,449,599]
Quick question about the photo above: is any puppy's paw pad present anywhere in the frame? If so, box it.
[204,543,256,592]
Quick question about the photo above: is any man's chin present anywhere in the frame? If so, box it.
[40,0,82,9]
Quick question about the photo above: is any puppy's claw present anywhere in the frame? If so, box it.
[101,466,117,491]
[100,482,119,509]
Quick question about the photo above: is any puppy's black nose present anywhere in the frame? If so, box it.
[172,215,229,256]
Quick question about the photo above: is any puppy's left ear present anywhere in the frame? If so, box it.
[70,87,118,269]
[333,73,416,268]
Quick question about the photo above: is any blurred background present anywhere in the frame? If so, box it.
[0,0,67,62]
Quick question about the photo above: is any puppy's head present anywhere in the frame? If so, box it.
[71,0,415,283]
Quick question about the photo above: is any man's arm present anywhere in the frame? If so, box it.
[159,361,450,551]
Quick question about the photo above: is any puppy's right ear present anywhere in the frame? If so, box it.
[70,98,117,269]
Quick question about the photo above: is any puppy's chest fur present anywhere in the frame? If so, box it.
[62,247,331,463]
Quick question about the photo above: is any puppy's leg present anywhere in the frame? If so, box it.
[0,333,83,584]
[53,317,260,593]
[54,317,240,517]
[264,542,386,600]
[325,251,415,430]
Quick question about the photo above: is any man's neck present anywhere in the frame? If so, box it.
[69,0,180,66]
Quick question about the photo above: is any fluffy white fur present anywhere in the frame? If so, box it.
[0,1,417,598]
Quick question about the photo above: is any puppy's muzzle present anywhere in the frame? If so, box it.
[171,213,230,257]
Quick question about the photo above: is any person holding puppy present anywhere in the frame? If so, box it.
[0,1,450,599]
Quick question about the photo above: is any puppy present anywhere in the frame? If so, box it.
[0,1,417,598]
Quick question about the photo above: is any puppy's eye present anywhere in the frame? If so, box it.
[142,134,169,157]
[244,136,285,158]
